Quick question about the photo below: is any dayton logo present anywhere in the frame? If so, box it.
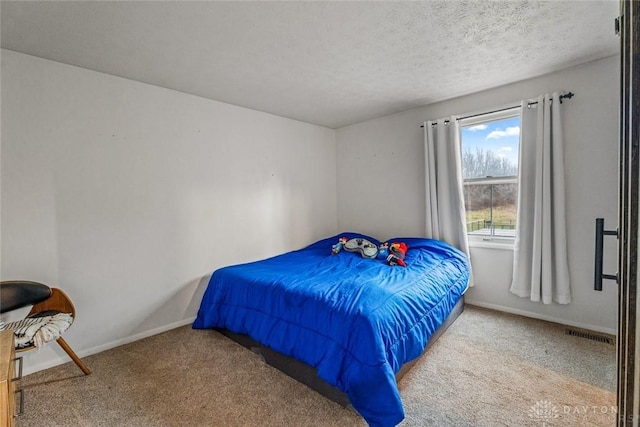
[528,400,560,426]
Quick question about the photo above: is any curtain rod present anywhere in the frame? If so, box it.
[420,92,574,128]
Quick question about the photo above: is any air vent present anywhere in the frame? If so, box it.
[565,328,615,345]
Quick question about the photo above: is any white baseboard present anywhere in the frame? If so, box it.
[24,316,197,375]
[24,303,617,375]
[465,301,617,336]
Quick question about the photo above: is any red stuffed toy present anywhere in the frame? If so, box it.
[332,236,348,254]
[387,242,408,267]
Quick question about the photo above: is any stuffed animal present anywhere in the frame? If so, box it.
[377,242,389,260]
[332,236,348,254]
[387,242,408,267]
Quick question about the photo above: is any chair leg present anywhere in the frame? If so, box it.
[56,337,91,375]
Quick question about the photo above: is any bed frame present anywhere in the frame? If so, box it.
[216,295,465,409]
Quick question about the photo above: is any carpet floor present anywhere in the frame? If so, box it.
[15,305,616,426]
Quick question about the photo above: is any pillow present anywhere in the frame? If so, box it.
[344,238,379,259]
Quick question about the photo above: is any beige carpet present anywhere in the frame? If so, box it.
[15,305,615,426]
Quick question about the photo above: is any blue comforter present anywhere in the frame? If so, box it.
[193,233,469,426]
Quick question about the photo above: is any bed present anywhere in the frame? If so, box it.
[193,232,470,426]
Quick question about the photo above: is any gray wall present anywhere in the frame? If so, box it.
[336,56,619,333]
[1,50,338,373]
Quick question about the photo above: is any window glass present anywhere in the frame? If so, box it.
[460,112,520,239]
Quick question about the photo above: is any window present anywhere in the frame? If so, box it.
[460,108,521,240]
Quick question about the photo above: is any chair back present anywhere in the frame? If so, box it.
[0,281,52,314]
[27,288,77,318]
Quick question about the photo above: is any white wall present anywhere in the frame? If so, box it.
[336,56,619,333]
[1,50,337,373]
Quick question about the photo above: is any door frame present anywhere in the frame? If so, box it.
[617,1,639,425]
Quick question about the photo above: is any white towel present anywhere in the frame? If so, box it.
[0,313,73,348]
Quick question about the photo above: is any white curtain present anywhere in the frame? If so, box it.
[510,93,571,304]
[424,118,473,285]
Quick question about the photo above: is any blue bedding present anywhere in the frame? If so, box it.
[193,232,469,426]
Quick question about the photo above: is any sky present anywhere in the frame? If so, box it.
[460,116,520,167]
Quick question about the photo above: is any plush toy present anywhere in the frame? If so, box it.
[387,242,408,267]
[332,236,348,254]
[377,242,389,260]
[344,238,379,258]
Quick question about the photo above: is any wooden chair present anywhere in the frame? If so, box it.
[0,280,91,375]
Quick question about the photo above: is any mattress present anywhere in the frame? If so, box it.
[193,232,470,426]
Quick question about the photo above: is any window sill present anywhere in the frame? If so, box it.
[468,238,515,250]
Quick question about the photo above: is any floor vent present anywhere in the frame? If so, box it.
[565,328,615,345]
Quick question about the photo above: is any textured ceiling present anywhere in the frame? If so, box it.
[1,1,619,129]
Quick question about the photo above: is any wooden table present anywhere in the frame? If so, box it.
[0,330,18,427]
